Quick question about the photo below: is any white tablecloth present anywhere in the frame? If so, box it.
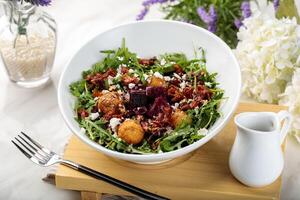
[0,1,300,199]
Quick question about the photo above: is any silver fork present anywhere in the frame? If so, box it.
[12,132,169,200]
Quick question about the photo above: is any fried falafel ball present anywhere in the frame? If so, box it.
[117,120,144,145]
[148,76,166,87]
[171,109,192,128]
[98,92,123,114]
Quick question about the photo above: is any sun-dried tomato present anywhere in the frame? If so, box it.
[102,68,116,78]
[92,89,102,97]
[86,73,102,84]
[141,121,151,132]
[196,85,212,100]
[167,85,185,102]
[136,115,145,122]
[78,109,89,118]
[173,64,184,74]
[183,87,193,99]
[138,57,156,66]
[121,66,129,74]
[86,70,116,89]
[121,74,139,85]
[170,79,180,86]
[180,103,191,111]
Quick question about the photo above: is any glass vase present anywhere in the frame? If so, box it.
[0,0,56,88]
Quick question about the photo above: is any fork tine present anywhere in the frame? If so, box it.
[11,140,31,159]
[15,137,35,155]
[14,137,47,163]
[21,132,43,149]
[20,132,51,157]
[18,134,38,152]
[18,134,50,158]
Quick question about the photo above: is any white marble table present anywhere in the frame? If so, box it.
[0,1,300,199]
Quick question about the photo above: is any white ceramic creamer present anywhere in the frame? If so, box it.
[229,111,292,187]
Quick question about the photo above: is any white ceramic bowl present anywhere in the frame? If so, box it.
[58,20,241,164]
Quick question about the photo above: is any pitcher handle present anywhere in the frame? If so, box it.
[277,110,292,144]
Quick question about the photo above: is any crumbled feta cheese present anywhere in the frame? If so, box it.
[179,81,186,89]
[109,85,116,91]
[164,76,171,81]
[205,82,212,87]
[94,97,99,101]
[112,133,118,138]
[107,76,113,85]
[102,90,109,94]
[154,72,163,79]
[173,73,181,79]
[117,56,124,61]
[180,99,187,103]
[117,90,122,95]
[109,118,121,132]
[115,73,121,79]
[171,102,179,109]
[143,74,149,80]
[128,83,135,89]
[182,74,187,80]
[166,127,173,131]
[197,128,208,136]
[160,58,166,65]
[128,69,134,73]
[174,103,179,109]
[90,112,99,120]
[80,128,86,134]
[133,73,139,77]
[124,93,130,100]
[117,66,122,74]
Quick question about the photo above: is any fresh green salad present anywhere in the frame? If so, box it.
[70,40,224,154]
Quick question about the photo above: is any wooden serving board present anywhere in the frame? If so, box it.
[55,103,286,200]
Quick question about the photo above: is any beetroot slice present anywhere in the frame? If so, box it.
[133,106,148,115]
[129,90,147,108]
[147,96,169,117]
[146,86,166,98]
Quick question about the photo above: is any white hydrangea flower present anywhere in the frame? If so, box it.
[279,68,300,142]
[234,12,300,103]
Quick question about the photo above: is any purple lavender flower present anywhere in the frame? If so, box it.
[137,0,170,21]
[233,1,251,30]
[241,1,251,18]
[273,0,280,11]
[136,7,149,21]
[25,0,51,6]
[142,0,168,7]
[197,7,211,24]
[197,5,218,33]
[234,19,243,29]
[208,5,217,32]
